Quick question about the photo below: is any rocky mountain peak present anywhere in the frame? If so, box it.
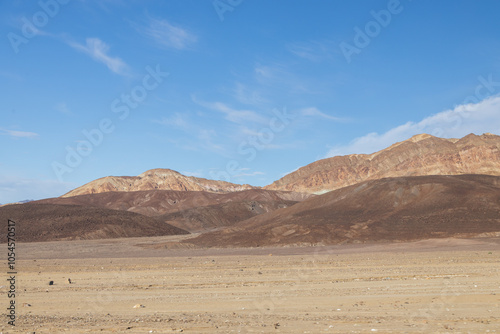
[62,169,256,198]
[265,133,500,194]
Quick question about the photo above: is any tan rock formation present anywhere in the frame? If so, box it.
[62,168,256,197]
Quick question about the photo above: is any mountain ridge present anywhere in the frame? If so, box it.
[63,168,256,198]
[264,133,500,194]
[61,132,500,200]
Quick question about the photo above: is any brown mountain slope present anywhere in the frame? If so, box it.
[62,168,256,197]
[36,189,312,232]
[158,198,298,232]
[0,204,188,242]
[189,174,500,247]
[265,133,500,194]
[41,189,312,216]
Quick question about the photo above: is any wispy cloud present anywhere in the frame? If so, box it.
[300,107,344,121]
[181,170,204,178]
[326,95,500,157]
[233,82,268,106]
[254,62,317,94]
[234,170,265,178]
[1,129,39,139]
[68,38,128,75]
[0,71,23,82]
[153,113,226,155]
[55,102,71,115]
[200,132,226,155]
[134,15,197,50]
[154,113,190,130]
[192,96,268,125]
[254,63,285,81]
[198,128,218,142]
[287,40,337,62]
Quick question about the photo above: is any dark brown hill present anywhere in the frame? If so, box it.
[189,175,500,247]
[36,189,311,232]
[0,203,188,242]
[37,189,310,216]
[158,198,297,232]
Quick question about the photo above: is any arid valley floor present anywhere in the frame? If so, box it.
[2,236,500,333]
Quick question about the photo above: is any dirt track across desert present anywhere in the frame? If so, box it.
[3,237,500,333]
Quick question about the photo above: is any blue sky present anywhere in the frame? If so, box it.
[1,0,500,203]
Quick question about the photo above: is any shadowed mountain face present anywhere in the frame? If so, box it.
[189,175,500,247]
[157,199,297,232]
[265,133,500,194]
[35,189,312,233]
[0,204,188,242]
[1,189,309,241]
[62,168,256,198]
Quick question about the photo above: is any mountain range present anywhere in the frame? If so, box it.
[265,133,500,194]
[1,133,500,245]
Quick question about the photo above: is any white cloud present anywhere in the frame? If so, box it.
[240,127,261,137]
[300,107,343,121]
[287,40,337,62]
[1,129,39,139]
[55,102,70,114]
[233,82,268,106]
[326,95,500,157]
[0,177,75,204]
[181,170,203,178]
[154,113,190,130]
[253,62,316,94]
[198,128,217,142]
[234,170,265,178]
[254,63,298,86]
[0,71,23,82]
[69,38,128,75]
[254,63,290,82]
[192,96,268,125]
[255,64,274,79]
[153,113,227,155]
[136,16,197,50]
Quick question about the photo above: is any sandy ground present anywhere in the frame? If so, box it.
[2,237,500,333]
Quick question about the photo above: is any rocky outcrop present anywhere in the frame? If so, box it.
[265,133,500,194]
[62,168,256,197]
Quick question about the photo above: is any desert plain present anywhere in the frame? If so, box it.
[2,235,500,333]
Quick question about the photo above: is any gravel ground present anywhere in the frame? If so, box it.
[1,237,499,333]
